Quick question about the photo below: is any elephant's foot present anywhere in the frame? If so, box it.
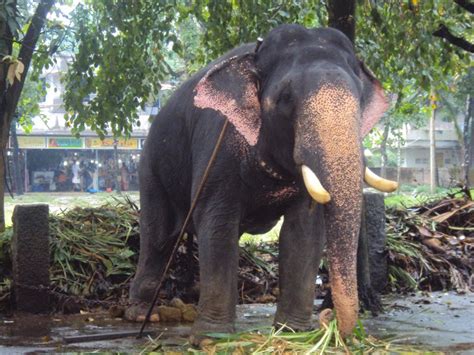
[129,274,160,302]
[274,311,314,332]
[190,317,235,347]
[124,303,160,323]
[358,286,383,316]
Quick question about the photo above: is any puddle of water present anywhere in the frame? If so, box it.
[0,292,472,353]
[363,292,474,353]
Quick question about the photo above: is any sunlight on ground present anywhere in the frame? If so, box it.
[5,184,470,233]
[4,192,139,227]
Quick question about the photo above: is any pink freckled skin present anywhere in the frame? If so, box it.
[194,63,261,146]
[361,82,389,136]
[267,186,299,202]
[227,132,250,157]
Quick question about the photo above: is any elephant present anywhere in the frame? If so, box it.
[127,24,397,339]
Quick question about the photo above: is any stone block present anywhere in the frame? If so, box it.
[363,193,387,292]
[157,305,182,322]
[12,204,50,313]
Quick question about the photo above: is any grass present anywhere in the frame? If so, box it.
[384,185,473,208]
[4,191,139,227]
[384,185,446,208]
[240,220,282,245]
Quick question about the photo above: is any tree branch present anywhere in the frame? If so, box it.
[433,24,474,53]
[327,0,356,43]
[4,0,55,126]
[454,0,474,14]
[0,36,50,53]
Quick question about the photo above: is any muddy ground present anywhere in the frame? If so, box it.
[0,292,472,353]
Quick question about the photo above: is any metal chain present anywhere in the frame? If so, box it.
[13,282,134,308]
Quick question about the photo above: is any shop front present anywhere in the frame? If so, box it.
[10,135,144,193]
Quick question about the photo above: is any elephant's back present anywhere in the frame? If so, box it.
[141,43,255,207]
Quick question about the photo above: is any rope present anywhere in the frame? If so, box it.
[137,119,230,338]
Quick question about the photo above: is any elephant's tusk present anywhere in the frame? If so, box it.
[301,165,331,204]
[364,167,398,192]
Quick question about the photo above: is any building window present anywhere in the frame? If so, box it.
[415,158,428,165]
[445,159,451,165]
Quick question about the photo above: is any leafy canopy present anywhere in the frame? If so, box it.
[59,1,472,138]
[62,1,179,138]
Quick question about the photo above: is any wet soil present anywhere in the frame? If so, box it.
[364,292,474,353]
[0,292,472,353]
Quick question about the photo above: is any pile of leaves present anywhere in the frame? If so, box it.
[1,193,472,312]
[386,193,473,293]
[0,197,279,311]
[48,197,141,302]
[0,197,141,312]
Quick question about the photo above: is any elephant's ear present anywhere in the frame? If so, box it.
[194,54,261,146]
[358,61,389,137]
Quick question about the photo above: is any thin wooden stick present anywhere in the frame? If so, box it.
[137,119,230,338]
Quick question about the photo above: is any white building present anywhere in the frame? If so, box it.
[11,55,158,192]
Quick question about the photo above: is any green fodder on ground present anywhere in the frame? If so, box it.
[0,196,279,311]
[1,191,472,313]
[0,196,141,311]
[143,319,436,354]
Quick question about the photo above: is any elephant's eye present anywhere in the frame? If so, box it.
[277,85,292,105]
[275,84,294,118]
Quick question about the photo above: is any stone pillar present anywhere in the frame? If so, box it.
[12,204,50,313]
[364,193,387,292]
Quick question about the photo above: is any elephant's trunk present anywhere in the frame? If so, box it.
[324,185,362,338]
[319,144,363,338]
[296,83,364,337]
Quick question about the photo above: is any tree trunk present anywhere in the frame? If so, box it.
[380,121,390,178]
[396,132,402,193]
[10,119,23,195]
[465,95,474,187]
[327,0,356,42]
[430,94,437,194]
[0,0,54,230]
[0,0,15,231]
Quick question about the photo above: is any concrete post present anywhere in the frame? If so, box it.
[12,204,50,313]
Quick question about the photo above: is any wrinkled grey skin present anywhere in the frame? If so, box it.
[128,24,387,339]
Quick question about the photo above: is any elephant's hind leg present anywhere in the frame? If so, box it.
[126,177,180,321]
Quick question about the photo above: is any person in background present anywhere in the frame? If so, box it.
[72,161,81,191]
[55,166,68,192]
[120,162,130,191]
[80,162,93,192]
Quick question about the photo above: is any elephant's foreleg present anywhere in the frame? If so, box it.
[191,207,240,338]
[275,199,325,330]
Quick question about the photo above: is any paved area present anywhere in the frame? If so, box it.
[365,292,474,353]
[0,292,472,353]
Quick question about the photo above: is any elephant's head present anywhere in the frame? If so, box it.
[194,24,397,337]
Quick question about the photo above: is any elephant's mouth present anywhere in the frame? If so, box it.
[301,164,398,204]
